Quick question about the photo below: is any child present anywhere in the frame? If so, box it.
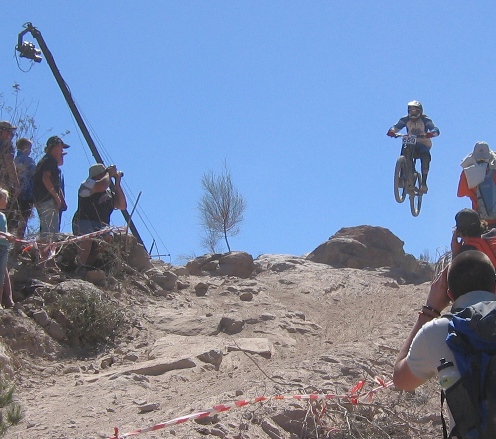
[0,188,14,308]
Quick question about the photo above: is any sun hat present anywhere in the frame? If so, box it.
[88,163,106,179]
[0,121,16,131]
[472,141,491,163]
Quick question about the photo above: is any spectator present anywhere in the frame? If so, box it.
[32,136,69,237]
[0,121,20,228]
[393,250,496,437]
[0,188,16,308]
[12,137,36,242]
[458,141,496,226]
[72,163,126,274]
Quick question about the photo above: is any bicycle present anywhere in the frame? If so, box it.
[393,134,424,217]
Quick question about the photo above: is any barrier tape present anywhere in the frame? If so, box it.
[110,377,393,438]
[0,226,127,264]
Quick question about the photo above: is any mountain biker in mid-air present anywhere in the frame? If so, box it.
[387,101,440,194]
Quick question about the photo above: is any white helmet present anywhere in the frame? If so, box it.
[407,101,423,120]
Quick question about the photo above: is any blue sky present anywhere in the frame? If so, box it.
[2,2,495,263]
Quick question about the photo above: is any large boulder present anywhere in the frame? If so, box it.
[186,252,255,278]
[306,226,433,283]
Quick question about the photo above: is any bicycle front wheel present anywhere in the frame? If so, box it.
[394,156,407,203]
[409,172,423,217]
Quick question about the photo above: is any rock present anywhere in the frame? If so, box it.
[194,282,209,296]
[217,252,255,278]
[218,317,244,335]
[138,403,159,413]
[32,310,50,327]
[239,292,253,301]
[146,269,178,291]
[86,269,106,286]
[261,420,283,439]
[306,225,433,283]
[226,337,273,359]
[45,320,67,342]
[0,342,13,379]
[196,349,223,370]
[186,252,255,278]
[186,254,222,275]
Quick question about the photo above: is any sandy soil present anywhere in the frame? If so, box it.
[3,254,443,439]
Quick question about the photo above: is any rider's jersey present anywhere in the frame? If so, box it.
[391,115,440,148]
[458,169,496,225]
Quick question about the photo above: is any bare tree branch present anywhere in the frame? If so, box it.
[198,162,246,253]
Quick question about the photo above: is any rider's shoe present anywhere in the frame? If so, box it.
[420,184,428,194]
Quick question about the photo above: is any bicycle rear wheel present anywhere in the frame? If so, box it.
[409,172,422,217]
[394,156,407,203]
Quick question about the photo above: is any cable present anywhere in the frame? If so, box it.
[64,95,171,260]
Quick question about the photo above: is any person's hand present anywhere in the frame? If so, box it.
[107,165,118,178]
[53,193,62,210]
[451,229,462,256]
[425,132,434,138]
[387,129,396,137]
[425,266,451,313]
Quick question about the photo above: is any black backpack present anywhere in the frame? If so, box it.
[442,301,496,439]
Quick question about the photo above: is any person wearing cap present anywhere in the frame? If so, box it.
[32,136,69,236]
[451,208,496,267]
[458,141,496,226]
[387,101,440,194]
[0,121,20,214]
[72,163,126,273]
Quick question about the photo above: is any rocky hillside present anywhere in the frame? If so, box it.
[1,226,443,439]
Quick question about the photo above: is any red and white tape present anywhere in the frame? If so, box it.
[110,377,393,438]
[0,226,127,264]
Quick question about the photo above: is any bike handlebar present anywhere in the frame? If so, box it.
[392,133,425,139]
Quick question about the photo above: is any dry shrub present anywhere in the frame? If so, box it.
[46,288,125,347]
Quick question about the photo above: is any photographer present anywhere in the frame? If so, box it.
[72,163,126,276]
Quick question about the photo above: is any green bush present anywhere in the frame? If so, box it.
[47,288,125,347]
[0,379,22,437]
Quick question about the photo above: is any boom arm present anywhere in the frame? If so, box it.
[16,22,145,247]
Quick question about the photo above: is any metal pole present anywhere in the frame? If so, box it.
[18,23,145,247]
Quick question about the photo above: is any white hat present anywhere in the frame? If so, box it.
[88,163,106,178]
[472,141,491,162]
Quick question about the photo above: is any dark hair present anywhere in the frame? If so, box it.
[448,250,495,299]
[457,221,488,237]
[16,137,32,152]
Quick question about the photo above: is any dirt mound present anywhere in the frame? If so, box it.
[1,244,443,439]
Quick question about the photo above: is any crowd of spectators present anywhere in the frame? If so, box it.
[0,120,127,287]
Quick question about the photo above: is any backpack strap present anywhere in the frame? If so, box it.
[441,391,449,439]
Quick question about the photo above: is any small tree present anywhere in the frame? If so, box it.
[198,163,246,253]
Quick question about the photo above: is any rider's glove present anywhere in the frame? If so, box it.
[425,132,434,138]
[387,129,396,137]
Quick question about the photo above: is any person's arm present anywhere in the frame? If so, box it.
[387,118,406,136]
[92,172,111,192]
[4,152,20,195]
[425,265,451,314]
[457,171,478,209]
[112,173,127,210]
[41,170,61,209]
[394,268,449,390]
[424,117,440,138]
[393,313,434,391]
